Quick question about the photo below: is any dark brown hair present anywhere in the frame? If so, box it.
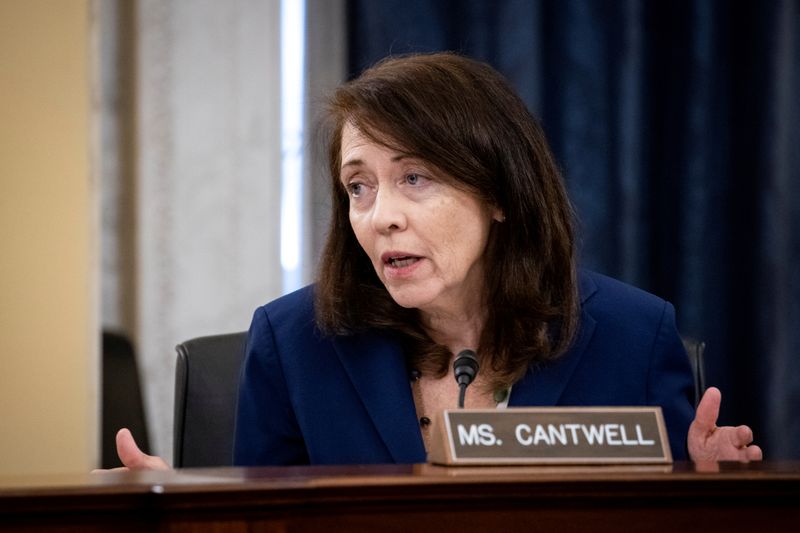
[315,52,578,390]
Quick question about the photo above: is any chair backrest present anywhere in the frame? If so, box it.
[681,336,707,408]
[173,331,248,468]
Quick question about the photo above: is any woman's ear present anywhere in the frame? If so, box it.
[492,207,505,222]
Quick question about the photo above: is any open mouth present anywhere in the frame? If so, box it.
[385,255,421,268]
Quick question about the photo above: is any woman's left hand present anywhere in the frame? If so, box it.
[687,387,763,462]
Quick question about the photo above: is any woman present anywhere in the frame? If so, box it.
[113,53,760,470]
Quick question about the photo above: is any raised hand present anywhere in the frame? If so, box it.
[687,387,762,462]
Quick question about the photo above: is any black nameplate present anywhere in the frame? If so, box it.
[428,407,672,465]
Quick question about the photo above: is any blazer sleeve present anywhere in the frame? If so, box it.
[233,306,310,466]
[647,301,695,460]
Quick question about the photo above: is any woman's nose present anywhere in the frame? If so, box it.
[370,188,407,234]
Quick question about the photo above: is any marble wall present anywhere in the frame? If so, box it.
[99,0,344,460]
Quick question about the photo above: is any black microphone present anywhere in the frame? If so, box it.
[453,349,479,408]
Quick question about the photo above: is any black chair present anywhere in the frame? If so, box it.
[173,331,248,468]
[681,336,707,408]
[102,331,150,468]
[172,331,707,467]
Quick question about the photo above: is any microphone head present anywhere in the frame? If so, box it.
[453,349,479,386]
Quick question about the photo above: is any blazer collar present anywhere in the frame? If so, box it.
[509,270,599,407]
[332,331,425,463]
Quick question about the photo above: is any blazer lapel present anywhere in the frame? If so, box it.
[509,272,598,407]
[332,331,425,463]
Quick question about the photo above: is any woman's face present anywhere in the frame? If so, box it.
[340,123,500,317]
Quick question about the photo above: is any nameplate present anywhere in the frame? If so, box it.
[427,407,672,466]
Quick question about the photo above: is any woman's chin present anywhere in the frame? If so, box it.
[385,286,437,310]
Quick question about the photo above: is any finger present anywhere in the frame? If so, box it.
[707,427,761,461]
[115,428,169,470]
[746,445,763,461]
[691,386,721,434]
[91,466,130,474]
[730,425,754,448]
[116,428,145,468]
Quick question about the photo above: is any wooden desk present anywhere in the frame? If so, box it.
[1,462,798,532]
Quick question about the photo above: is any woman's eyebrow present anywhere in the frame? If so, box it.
[340,158,364,171]
[341,153,417,171]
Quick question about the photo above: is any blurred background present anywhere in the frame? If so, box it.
[1,0,797,475]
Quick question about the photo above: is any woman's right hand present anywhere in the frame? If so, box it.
[92,428,170,472]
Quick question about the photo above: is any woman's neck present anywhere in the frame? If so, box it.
[420,307,485,356]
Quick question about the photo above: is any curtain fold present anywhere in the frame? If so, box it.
[347,0,800,458]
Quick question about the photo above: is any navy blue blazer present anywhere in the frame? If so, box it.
[234,271,695,465]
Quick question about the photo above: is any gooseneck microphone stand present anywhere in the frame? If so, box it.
[453,349,480,408]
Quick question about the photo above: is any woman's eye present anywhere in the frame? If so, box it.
[347,182,363,197]
[405,173,422,185]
